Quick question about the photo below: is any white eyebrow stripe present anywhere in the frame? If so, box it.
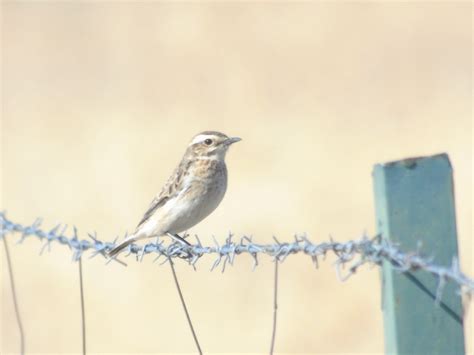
[195,156,218,160]
[189,134,215,146]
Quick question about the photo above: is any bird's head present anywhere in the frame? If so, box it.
[187,131,241,160]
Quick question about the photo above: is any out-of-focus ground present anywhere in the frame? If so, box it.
[1,2,472,354]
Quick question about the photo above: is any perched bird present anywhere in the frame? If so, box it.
[107,131,241,258]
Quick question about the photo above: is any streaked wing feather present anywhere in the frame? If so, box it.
[136,195,169,229]
[135,158,190,230]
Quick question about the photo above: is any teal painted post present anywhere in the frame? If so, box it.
[373,154,465,355]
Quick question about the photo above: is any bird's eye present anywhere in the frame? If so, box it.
[204,139,213,146]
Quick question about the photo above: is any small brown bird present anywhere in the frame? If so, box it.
[107,131,241,258]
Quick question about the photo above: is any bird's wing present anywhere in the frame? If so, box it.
[135,195,169,230]
[135,158,191,230]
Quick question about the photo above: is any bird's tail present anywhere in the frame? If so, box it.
[107,236,137,259]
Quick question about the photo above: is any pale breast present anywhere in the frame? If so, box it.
[159,160,228,234]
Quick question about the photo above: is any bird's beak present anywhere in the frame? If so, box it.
[225,137,242,145]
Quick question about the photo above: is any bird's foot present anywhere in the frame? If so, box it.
[167,233,193,259]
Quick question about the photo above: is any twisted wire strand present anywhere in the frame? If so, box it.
[1,213,473,299]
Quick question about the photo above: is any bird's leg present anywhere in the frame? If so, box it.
[166,232,192,260]
[167,232,191,246]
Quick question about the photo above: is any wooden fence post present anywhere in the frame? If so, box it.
[373,153,465,355]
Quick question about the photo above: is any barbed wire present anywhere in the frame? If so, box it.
[1,212,473,298]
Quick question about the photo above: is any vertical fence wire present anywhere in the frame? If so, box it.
[2,236,25,355]
[78,257,87,355]
[168,256,203,355]
[269,260,279,355]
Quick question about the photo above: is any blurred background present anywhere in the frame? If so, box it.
[1,2,472,354]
